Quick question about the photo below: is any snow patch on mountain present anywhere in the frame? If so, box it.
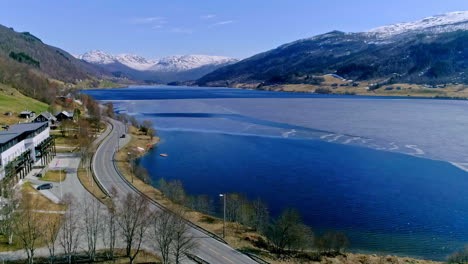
[114,54,156,70]
[149,55,237,72]
[78,50,237,72]
[78,50,116,64]
[367,11,468,38]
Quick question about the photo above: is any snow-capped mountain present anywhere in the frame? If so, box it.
[149,55,237,72]
[78,50,117,64]
[367,11,468,38]
[77,50,238,83]
[114,54,156,71]
[78,50,237,72]
[198,11,468,87]
[78,50,155,70]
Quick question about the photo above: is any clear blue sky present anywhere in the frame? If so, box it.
[1,0,466,59]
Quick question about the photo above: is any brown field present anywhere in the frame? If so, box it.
[77,165,112,206]
[0,182,65,252]
[41,170,67,182]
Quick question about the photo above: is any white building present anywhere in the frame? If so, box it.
[0,122,54,195]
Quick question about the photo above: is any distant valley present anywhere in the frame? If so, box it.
[77,50,238,83]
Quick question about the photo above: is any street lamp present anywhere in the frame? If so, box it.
[219,193,226,238]
[128,152,134,183]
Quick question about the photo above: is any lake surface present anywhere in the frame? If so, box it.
[84,86,468,260]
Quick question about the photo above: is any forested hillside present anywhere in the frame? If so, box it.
[0,25,113,103]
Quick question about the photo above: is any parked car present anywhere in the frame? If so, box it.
[120,134,126,138]
[37,183,53,190]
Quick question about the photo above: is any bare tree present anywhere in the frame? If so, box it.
[252,198,269,233]
[13,192,44,264]
[316,231,349,254]
[82,196,102,261]
[148,128,156,140]
[225,193,243,222]
[102,189,119,261]
[141,120,154,136]
[77,119,93,174]
[59,194,81,264]
[171,211,197,264]
[152,210,175,264]
[265,208,314,254]
[0,189,20,245]
[129,116,139,127]
[116,193,152,264]
[105,102,115,118]
[43,215,61,264]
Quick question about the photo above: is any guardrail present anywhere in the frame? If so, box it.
[244,253,271,264]
[89,123,113,197]
[185,253,210,264]
[102,119,228,245]
[110,142,228,245]
[96,119,267,264]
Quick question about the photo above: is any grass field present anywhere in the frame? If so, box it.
[0,84,48,125]
[0,182,66,252]
[77,166,112,206]
[41,170,67,182]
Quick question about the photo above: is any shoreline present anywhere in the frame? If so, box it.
[113,122,445,264]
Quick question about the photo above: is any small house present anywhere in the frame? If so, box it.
[33,112,57,126]
[19,111,35,119]
[55,111,74,122]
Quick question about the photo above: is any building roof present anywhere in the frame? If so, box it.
[35,112,57,121]
[20,111,34,115]
[55,111,74,118]
[0,132,20,146]
[0,122,48,145]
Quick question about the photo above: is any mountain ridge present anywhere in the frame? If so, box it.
[0,24,119,103]
[78,50,238,83]
[197,11,468,88]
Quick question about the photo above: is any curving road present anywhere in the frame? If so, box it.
[92,118,258,264]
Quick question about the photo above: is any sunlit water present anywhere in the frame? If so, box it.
[84,86,468,260]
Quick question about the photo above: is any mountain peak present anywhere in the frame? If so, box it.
[78,51,237,72]
[78,50,116,64]
[150,55,237,72]
[367,11,468,38]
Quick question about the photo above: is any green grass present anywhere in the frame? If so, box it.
[0,83,48,124]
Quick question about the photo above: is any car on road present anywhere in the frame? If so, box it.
[120,134,126,138]
[37,183,53,190]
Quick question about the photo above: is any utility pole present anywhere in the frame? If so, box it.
[59,169,63,200]
[219,193,226,238]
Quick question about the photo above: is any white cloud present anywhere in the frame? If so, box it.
[201,14,216,19]
[130,16,167,25]
[212,20,234,26]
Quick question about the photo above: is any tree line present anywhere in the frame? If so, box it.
[0,188,197,264]
[157,178,349,257]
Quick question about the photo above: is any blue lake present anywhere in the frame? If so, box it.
[84,86,468,260]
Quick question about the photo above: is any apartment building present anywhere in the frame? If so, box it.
[0,122,55,196]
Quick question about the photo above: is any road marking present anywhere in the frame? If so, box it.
[222,256,235,263]
[206,247,236,263]
[207,247,220,255]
